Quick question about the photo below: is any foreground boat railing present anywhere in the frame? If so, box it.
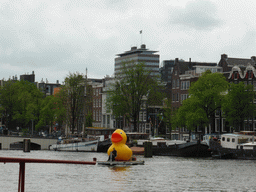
[0,157,96,192]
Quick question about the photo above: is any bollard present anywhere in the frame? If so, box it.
[144,141,152,157]
[23,139,30,152]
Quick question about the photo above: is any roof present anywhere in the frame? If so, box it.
[226,58,254,67]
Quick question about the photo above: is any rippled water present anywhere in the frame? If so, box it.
[0,150,256,192]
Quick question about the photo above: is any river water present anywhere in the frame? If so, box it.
[0,150,256,192]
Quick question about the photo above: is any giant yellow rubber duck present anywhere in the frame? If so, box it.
[107,129,132,161]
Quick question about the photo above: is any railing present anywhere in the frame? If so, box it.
[0,157,96,192]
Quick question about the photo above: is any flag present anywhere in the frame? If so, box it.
[140,30,142,34]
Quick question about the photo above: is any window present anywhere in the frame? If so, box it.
[172,80,176,88]
[227,138,230,142]
[181,82,184,90]
[186,81,190,89]
[232,138,235,142]
[176,93,179,101]
[176,79,179,88]
[139,112,143,121]
[103,115,106,124]
[222,137,225,141]
[107,115,110,124]
[172,94,176,101]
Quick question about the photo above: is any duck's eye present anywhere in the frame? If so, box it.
[120,132,122,134]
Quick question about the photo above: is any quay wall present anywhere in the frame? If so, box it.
[0,136,57,150]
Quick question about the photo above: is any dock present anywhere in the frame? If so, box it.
[97,160,144,166]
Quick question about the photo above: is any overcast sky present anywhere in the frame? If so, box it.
[1,0,256,83]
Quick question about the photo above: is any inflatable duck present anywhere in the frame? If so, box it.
[107,129,132,161]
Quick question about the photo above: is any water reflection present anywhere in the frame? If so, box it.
[109,166,130,172]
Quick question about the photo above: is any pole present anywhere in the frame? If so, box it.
[32,119,33,136]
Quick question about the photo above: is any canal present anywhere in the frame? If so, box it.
[0,150,255,191]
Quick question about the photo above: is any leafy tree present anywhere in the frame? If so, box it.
[12,80,43,129]
[85,112,93,127]
[36,95,64,133]
[0,80,17,129]
[173,71,229,132]
[0,80,43,130]
[106,61,164,132]
[59,72,86,134]
[222,82,255,131]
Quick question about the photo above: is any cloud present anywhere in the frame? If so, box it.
[169,0,222,30]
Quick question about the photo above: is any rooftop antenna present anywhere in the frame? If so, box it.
[140,30,143,45]
[86,68,88,80]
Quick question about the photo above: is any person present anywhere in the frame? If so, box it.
[108,148,117,161]
[112,148,117,161]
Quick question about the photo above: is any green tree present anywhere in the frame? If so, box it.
[59,72,86,134]
[36,95,65,133]
[173,71,229,132]
[106,61,164,132]
[13,80,44,129]
[0,80,43,130]
[0,80,17,129]
[222,82,255,131]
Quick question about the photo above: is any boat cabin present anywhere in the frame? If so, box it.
[221,134,249,149]
[86,127,115,141]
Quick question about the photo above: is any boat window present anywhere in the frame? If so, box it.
[222,137,225,141]
[227,138,230,142]
[232,138,235,142]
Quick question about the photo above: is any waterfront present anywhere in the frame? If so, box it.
[0,151,256,191]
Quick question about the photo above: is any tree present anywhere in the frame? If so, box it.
[173,71,229,132]
[0,80,17,129]
[0,80,43,130]
[106,61,164,132]
[222,82,255,131]
[36,95,65,133]
[59,72,86,134]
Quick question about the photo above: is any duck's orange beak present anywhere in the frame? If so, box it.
[111,132,123,143]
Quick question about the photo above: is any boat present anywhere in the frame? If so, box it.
[137,138,211,157]
[97,138,111,152]
[210,133,256,159]
[49,137,98,152]
[97,160,144,166]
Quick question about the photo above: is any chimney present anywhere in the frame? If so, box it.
[221,54,228,59]
[251,56,256,62]
[131,46,137,51]
[175,58,179,63]
[56,80,59,84]
[189,58,191,62]
[141,44,146,49]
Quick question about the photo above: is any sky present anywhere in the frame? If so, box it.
[1,0,256,84]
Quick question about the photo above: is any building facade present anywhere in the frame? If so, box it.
[114,44,160,77]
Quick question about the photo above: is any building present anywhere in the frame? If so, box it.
[219,54,256,132]
[101,76,115,129]
[114,44,160,77]
[170,58,219,140]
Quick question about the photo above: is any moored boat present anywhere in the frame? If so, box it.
[210,133,256,159]
[137,138,211,157]
[49,138,98,152]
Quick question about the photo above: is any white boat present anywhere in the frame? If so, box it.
[49,138,98,152]
[210,133,256,159]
